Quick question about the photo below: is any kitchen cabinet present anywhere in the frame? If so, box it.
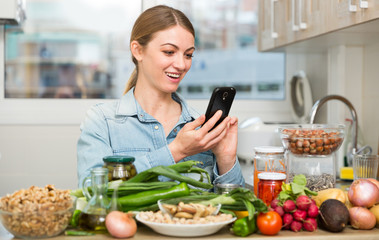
[258,0,379,52]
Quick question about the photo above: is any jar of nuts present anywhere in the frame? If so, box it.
[278,124,345,192]
[103,155,137,181]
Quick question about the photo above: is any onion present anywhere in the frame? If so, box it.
[349,207,376,230]
[348,179,379,208]
[366,178,379,203]
[105,211,137,238]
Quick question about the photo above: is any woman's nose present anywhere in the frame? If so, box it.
[173,55,186,70]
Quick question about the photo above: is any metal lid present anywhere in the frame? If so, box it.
[103,155,135,163]
[254,146,284,153]
[258,172,287,180]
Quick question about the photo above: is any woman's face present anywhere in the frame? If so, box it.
[136,25,195,93]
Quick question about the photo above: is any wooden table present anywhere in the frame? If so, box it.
[1,222,379,240]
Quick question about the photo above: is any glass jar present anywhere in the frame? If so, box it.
[286,154,336,191]
[257,172,286,206]
[253,146,286,196]
[103,155,137,181]
[79,167,110,232]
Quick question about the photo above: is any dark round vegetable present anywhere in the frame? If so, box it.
[317,199,349,232]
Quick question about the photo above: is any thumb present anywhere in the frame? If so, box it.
[184,114,206,130]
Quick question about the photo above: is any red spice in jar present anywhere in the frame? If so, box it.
[257,172,286,206]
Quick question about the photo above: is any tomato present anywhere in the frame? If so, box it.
[257,211,282,235]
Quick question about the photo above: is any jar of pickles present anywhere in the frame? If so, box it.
[253,146,286,196]
[103,156,137,181]
[257,172,286,206]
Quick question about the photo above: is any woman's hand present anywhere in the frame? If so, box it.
[212,116,238,175]
[169,110,231,162]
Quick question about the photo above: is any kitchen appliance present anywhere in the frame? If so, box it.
[290,71,313,123]
[0,0,26,25]
[237,118,283,186]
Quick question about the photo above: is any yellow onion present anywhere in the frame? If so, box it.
[348,179,379,208]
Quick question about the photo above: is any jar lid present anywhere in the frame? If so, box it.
[254,146,284,153]
[258,172,287,180]
[103,155,135,163]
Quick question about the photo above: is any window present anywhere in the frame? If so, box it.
[4,0,285,100]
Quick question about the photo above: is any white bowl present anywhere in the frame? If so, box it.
[136,213,236,237]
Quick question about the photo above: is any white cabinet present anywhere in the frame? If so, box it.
[258,0,379,52]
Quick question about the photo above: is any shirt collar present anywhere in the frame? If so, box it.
[115,88,198,122]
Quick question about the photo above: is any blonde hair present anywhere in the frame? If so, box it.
[124,5,195,94]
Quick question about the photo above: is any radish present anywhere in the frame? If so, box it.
[271,199,280,209]
[274,206,284,217]
[303,218,317,232]
[282,213,293,229]
[296,195,312,211]
[293,209,307,222]
[290,220,303,232]
[307,204,319,218]
[283,200,296,213]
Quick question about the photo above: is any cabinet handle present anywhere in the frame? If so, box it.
[271,0,278,38]
[298,0,307,29]
[349,0,357,12]
[292,0,299,31]
[360,0,368,8]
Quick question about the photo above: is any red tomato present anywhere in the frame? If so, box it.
[257,211,282,235]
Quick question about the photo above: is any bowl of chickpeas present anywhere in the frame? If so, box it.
[278,124,345,156]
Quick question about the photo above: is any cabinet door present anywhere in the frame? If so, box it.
[258,0,379,52]
[258,0,287,51]
[322,0,379,34]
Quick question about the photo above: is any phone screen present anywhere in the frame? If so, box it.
[204,87,236,131]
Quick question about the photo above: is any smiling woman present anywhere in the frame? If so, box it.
[76,4,245,189]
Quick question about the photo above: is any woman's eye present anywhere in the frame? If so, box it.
[164,51,174,55]
[185,53,194,59]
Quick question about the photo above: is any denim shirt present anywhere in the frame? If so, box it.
[77,88,245,189]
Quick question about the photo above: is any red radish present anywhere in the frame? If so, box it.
[348,179,379,208]
[290,220,303,232]
[271,198,280,209]
[307,204,319,218]
[296,195,312,211]
[293,209,307,222]
[105,211,137,238]
[274,206,284,217]
[283,200,296,213]
[303,218,317,232]
[282,213,293,229]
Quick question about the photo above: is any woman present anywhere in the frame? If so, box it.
[77,5,244,189]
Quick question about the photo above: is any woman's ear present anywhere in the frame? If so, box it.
[131,40,143,61]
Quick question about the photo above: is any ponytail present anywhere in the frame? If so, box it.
[123,68,137,94]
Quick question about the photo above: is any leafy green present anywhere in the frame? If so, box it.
[198,188,267,220]
[278,174,317,203]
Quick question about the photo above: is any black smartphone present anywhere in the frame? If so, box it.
[204,87,236,131]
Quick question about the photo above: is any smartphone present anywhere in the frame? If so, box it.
[204,87,236,131]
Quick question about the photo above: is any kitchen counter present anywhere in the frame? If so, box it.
[1,223,379,240]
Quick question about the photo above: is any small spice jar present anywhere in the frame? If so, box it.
[103,156,137,181]
[257,172,286,206]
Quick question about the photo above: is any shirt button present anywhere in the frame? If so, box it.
[154,125,159,130]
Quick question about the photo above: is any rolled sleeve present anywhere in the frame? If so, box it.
[213,158,245,187]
